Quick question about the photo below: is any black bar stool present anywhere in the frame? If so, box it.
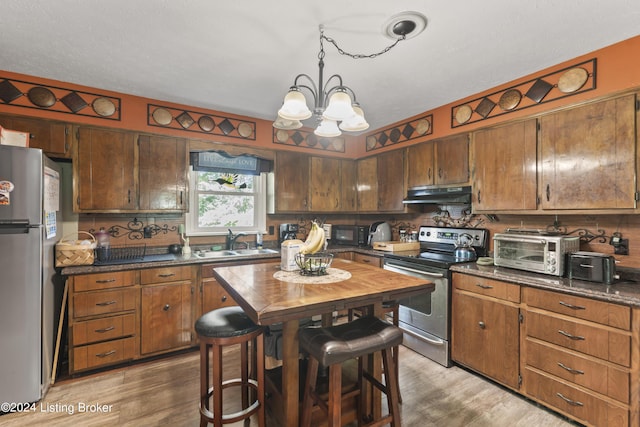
[195,306,265,427]
[299,315,403,427]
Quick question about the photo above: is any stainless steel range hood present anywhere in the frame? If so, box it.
[403,186,472,205]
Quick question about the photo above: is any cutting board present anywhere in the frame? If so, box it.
[372,241,420,252]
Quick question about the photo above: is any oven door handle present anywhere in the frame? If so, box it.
[494,235,546,245]
[401,324,446,346]
[385,263,445,278]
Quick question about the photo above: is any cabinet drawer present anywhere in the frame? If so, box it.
[73,270,137,292]
[525,338,629,403]
[140,266,191,284]
[524,287,630,330]
[452,273,520,303]
[524,367,628,427]
[73,288,138,318]
[72,337,136,372]
[72,313,136,346]
[354,253,382,268]
[525,310,630,367]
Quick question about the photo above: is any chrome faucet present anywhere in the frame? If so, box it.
[226,229,248,250]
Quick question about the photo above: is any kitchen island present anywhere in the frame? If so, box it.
[211,258,435,427]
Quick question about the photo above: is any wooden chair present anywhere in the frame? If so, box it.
[195,306,265,427]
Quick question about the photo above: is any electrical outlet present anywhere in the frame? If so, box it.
[614,239,629,255]
[269,225,275,235]
[143,226,152,239]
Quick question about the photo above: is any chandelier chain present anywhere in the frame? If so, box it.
[319,28,406,60]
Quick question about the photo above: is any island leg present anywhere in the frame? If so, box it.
[281,319,300,427]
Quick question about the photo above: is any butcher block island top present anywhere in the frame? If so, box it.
[212,258,435,427]
[212,259,434,325]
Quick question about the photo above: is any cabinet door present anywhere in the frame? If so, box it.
[141,282,193,354]
[309,156,341,211]
[202,277,237,314]
[407,141,435,188]
[452,290,520,389]
[540,94,636,210]
[377,150,405,212]
[473,119,537,211]
[75,127,137,211]
[357,156,378,211]
[435,134,469,185]
[340,159,358,212]
[274,151,309,212]
[138,134,188,211]
[0,114,71,158]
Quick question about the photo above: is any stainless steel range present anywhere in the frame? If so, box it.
[383,226,489,367]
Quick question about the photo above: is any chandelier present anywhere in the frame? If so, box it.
[273,13,427,137]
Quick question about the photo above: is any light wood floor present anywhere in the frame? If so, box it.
[1,345,579,426]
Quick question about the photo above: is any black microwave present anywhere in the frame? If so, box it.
[332,225,369,246]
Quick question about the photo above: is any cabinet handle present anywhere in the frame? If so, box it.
[163,304,171,311]
[362,258,371,263]
[558,330,585,341]
[546,184,550,202]
[428,168,432,180]
[438,168,443,179]
[96,350,116,358]
[477,190,481,204]
[221,295,227,302]
[559,301,586,310]
[128,189,131,204]
[95,279,116,284]
[478,321,486,329]
[556,392,584,407]
[475,283,493,289]
[557,362,584,375]
[180,190,183,206]
[95,326,115,333]
[95,300,117,306]
[158,273,176,278]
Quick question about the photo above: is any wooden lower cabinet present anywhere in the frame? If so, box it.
[140,266,194,355]
[68,271,139,374]
[452,272,639,427]
[451,273,520,390]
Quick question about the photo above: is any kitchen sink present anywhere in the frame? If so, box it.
[233,248,279,255]
[194,248,279,258]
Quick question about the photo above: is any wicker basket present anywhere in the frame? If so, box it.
[55,231,96,267]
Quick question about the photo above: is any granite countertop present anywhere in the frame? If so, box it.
[59,245,384,276]
[451,263,640,308]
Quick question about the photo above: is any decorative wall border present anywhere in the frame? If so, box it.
[272,128,345,153]
[364,114,433,152]
[0,76,121,120]
[451,58,596,128]
[147,104,256,140]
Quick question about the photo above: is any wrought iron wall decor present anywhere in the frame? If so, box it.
[545,221,616,244]
[451,58,596,128]
[365,114,433,152]
[148,104,256,140]
[273,128,345,152]
[91,218,178,240]
[0,77,121,120]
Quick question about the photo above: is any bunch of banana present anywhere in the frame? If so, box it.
[300,221,326,254]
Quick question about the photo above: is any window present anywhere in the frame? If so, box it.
[186,168,267,236]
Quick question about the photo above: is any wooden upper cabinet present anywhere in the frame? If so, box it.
[435,134,469,185]
[473,119,538,212]
[356,156,378,212]
[274,151,310,212]
[0,114,72,158]
[309,156,341,211]
[339,159,357,212]
[138,134,188,212]
[75,127,137,212]
[377,149,406,212]
[407,141,435,188]
[407,134,469,188]
[540,94,636,210]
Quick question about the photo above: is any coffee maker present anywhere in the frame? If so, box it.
[279,223,299,245]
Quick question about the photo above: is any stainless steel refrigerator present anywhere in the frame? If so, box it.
[0,145,61,405]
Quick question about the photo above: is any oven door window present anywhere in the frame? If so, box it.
[496,238,546,263]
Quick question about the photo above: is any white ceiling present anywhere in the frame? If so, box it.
[1,1,640,132]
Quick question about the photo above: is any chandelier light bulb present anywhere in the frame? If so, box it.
[277,89,312,121]
[314,118,341,137]
[322,90,356,121]
[339,105,369,132]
